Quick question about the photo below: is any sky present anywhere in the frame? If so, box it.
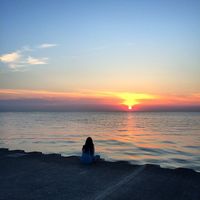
[0,0,200,111]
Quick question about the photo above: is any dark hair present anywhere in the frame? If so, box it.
[83,137,94,155]
[85,137,93,146]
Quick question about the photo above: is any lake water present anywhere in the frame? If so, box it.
[0,112,200,171]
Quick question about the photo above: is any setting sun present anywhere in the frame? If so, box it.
[115,93,155,109]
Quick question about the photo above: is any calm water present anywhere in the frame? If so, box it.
[0,112,200,171]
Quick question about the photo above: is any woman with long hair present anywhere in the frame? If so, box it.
[80,137,100,164]
[82,137,94,156]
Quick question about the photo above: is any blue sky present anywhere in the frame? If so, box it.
[0,0,200,111]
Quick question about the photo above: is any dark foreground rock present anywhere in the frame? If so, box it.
[0,148,200,200]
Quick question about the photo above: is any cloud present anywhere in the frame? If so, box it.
[27,56,48,65]
[38,43,57,48]
[0,51,24,69]
[0,51,48,69]
[0,51,21,63]
[0,43,56,70]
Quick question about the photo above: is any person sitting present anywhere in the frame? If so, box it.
[80,137,100,164]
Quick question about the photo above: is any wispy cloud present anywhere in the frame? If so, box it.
[0,51,21,63]
[0,51,48,69]
[0,51,24,69]
[27,56,48,65]
[38,43,57,48]
[0,43,56,71]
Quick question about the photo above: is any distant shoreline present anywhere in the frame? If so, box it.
[1,110,200,112]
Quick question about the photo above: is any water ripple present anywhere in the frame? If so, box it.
[0,112,200,172]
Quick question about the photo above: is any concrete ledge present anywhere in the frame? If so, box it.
[0,148,199,200]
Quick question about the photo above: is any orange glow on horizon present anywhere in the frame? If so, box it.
[0,89,200,111]
[112,92,156,109]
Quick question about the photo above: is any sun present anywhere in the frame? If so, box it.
[128,105,132,110]
[115,92,155,111]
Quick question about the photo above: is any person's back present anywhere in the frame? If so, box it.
[81,137,99,164]
[82,137,94,156]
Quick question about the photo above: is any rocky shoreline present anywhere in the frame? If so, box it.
[0,148,200,200]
